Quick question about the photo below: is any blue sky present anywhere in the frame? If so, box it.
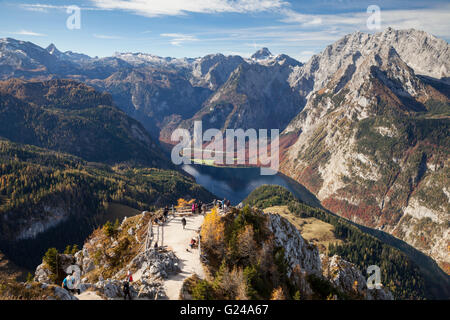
[0,0,449,62]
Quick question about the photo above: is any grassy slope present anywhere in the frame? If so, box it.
[263,205,343,253]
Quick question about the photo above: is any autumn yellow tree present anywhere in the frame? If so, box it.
[176,198,195,208]
[201,207,225,254]
[270,287,286,300]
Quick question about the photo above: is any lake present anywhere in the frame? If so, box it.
[181,164,321,207]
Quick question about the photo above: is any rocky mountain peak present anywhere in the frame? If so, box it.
[289,28,450,97]
[46,43,60,55]
[251,47,273,60]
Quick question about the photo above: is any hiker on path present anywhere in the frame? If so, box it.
[181,217,187,230]
[163,206,169,222]
[127,270,133,283]
[62,276,70,291]
[123,281,132,300]
[191,203,196,215]
[202,203,207,215]
[189,238,197,249]
[62,274,78,294]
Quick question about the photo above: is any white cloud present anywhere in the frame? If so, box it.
[12,30,46,36]
[374,6,450,39]
[222,50,253,58]
[20,4,49,12]
[296,50,315,62]
[19,3,103,12]
[279,5,450,39]
[93,34,122,39]
[90,0,287,17]
[161,33,199,46]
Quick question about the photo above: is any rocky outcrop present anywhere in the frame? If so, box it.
[267,213,322,277]
[34,264,52,284]
[72,248,179,300]
[34,254,75,284]
[127,250,180,280]
[265,212,394,299]
[321,255,393,300]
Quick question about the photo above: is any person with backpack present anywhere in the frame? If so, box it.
[62,276,70,291]
[181,217,187,230]
[191,202,196,215]
[62,274,78,294]
[123,280,132,300]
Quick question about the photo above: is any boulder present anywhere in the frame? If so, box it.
[78,283,93,294]
[34,263,52,283]
[136,280,163,299]
[54,287,78,300]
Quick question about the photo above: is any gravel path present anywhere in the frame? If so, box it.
[158,214,205,300]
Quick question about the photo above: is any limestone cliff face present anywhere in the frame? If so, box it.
[178,59,304,135]
[281,30,449,271]
[267,213,322,277]
[287,27,450,97]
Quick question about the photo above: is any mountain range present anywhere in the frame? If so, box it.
[0,27,448,279]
